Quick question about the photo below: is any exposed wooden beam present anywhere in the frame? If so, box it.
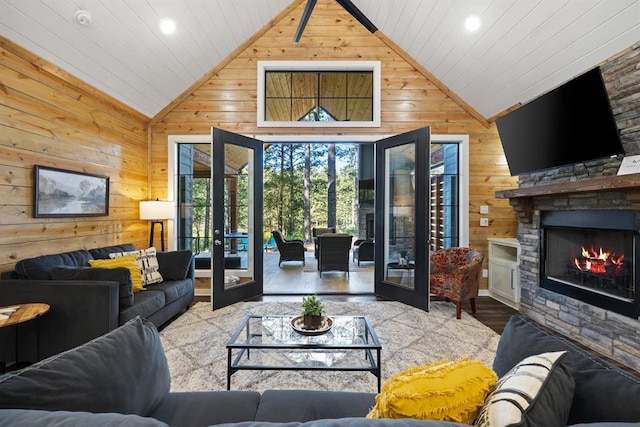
[293,0,317,42]
[193,148,212,167]
[335,0,377,33]
[295,0,377,42]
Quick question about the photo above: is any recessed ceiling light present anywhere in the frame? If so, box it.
[465,15,481,32]
[160,18,176,35]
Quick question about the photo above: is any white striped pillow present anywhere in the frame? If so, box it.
[475,351,574,427]
[109,247,163,286]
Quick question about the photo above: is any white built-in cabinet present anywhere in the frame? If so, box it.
[487,238,520,310]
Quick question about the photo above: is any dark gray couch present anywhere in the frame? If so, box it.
[1,314,639,426]
[0,244,194,364]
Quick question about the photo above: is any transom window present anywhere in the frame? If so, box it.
[265,71,372,122]
[257,61,381,128]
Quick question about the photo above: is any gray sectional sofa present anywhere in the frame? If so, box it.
[0,314,639,426]
[0,243,194,364]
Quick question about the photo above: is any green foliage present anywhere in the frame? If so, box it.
[190,177,211,253]
[234,169,250,231]
[263,143,359,239]
[264,144,308,238]
[301,294,324,316]
[182,143,363,251]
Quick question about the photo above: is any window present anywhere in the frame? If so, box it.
[257,61,381,128]
[430,143,461,250]
[175,143,212,255]
[167,134,469,270]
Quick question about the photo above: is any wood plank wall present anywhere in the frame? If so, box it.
[150,0,519,289]
[0,37,150,274]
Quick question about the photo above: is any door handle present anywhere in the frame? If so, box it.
[214,240,222,246]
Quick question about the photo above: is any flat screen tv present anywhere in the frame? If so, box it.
[496,67,624,176]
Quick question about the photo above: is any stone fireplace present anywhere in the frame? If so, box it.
[497,171,640,372]
[494,42,640,371]
[540,209,638,318]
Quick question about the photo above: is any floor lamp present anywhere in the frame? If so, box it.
[140,200,175,251]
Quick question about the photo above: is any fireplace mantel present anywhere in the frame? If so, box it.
[495,173,640,223]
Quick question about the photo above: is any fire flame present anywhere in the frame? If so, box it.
[573,246,624,275]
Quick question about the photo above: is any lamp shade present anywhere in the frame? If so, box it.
[140,200,175,220]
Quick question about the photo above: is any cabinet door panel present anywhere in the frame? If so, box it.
[490,261,516,301]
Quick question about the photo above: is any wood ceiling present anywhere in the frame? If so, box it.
[0,0,638,119]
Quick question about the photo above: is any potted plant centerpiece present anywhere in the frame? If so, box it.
[301,294,324,329]
[399,250,408,266]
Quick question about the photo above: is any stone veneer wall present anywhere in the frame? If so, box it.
[357,207,375,240]
[513,43,640,371]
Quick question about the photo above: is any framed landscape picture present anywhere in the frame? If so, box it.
[34,165,109,218]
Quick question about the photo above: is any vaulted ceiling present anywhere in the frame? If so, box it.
[1,0,638,120]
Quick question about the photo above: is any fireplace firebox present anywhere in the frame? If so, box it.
[541,210,639,318]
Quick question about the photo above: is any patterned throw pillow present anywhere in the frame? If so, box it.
[89,255,144,292]
[475,351,574,427]
[367,357,497,424]
[109,247,163,286]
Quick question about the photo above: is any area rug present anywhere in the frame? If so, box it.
[159,301,500,393]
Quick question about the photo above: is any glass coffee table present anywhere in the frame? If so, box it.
[227,315,382,391]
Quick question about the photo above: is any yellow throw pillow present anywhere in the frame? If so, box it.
[367,357,497,424]
[89,255,144,292]
[109,247,163,286]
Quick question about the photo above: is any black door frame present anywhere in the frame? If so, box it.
[212,128,264,309]
[374,127,430,310]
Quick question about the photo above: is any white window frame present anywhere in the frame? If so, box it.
[257,61,381,128]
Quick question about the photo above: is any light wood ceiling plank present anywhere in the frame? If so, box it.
[191,0,234,56]
[2,0,163,113]
[0,0,637,119]
[384,1,431,48]
[122,1,201,82]
[446,1,535,92]
[71,0,189,98]
[182,3,227,70]
[479,0,626,110]
[428,1,495,76]
[459,0,576,112]
[503,4,640,111]
[206,0,245,48]
[150,0,214,75]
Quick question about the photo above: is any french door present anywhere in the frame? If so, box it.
[211,128,264,309]
[374,127,430,310]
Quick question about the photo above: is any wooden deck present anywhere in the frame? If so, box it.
[264,250,374,294]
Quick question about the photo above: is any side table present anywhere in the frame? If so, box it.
[385,262,416,288]
[0,303,50,366]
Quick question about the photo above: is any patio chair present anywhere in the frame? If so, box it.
[312,227,336,258]
[429,247,484,319]
[317,234,353,277]
[353,239,374,265]
[272,230,305,267]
